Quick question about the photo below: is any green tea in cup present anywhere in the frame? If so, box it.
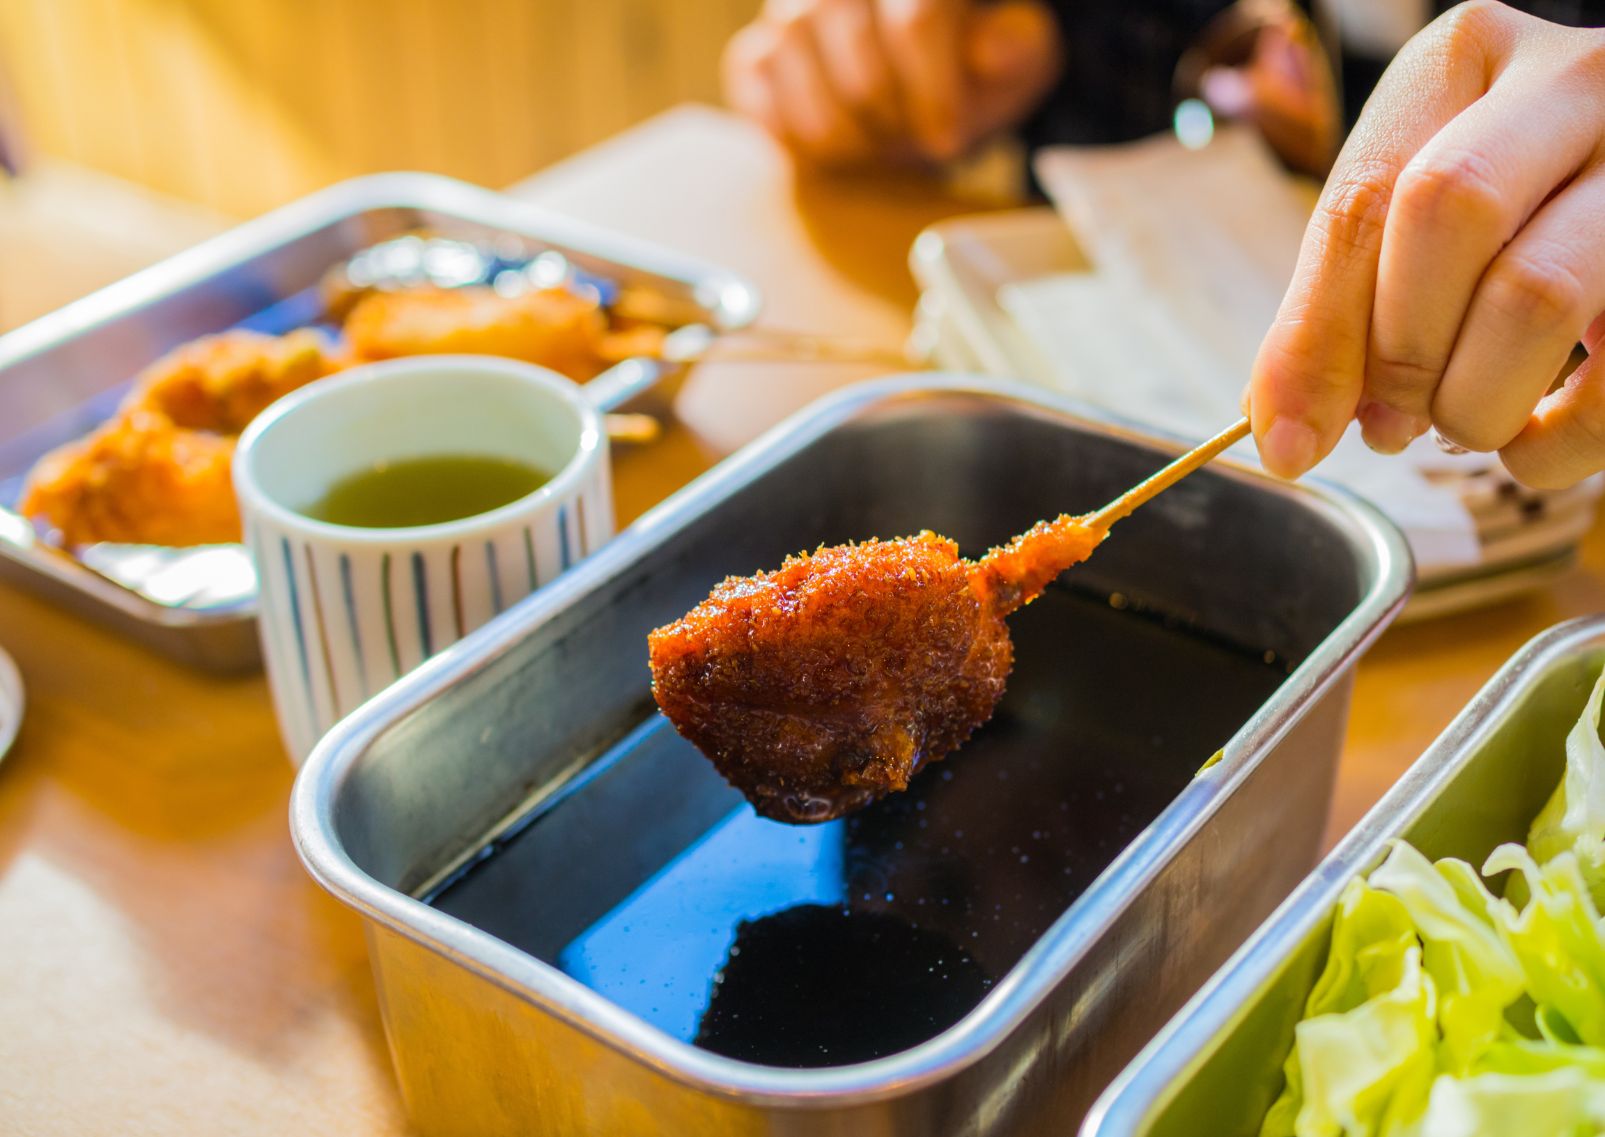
[303,454,552,528]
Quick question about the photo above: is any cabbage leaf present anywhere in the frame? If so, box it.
[1527,665,1605,909]
[1257,664,1605,1136]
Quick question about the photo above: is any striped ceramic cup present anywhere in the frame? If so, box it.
[235,355,613,764]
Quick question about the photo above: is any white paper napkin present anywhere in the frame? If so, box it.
[1020,127,1482,572]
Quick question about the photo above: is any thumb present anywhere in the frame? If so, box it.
[963,1,1063,140]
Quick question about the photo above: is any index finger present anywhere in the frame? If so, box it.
[875,0,965,159]
[1248,3,1509,477]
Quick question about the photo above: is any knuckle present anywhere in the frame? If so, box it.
[773,11,813,50]
[828,28,892,101]
[848,14,892,71]
[1393,150,1510,233]
[883,0,941,37]
[815,0,863,31]
[723,30,780,98]
[1581,31,1605,70]
[1553,36,1605,94]
[1481,252,1585,333]
[1310,164,1394,264]
[1432,1,1513,56]
[755,27,798,74]
[725,24,772,69]
[1260,314,1362,401]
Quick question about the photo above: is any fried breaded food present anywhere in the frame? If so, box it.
[19,411,240,547]
[21,328,342,547]
[648,516,1106,823]
[343,286,608,378]
[127,328,345,434]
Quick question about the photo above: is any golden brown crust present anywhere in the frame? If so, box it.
[974,514,1106,614]
[649,515,1109,823]
[19,329,342,547]
[19,412,240,547]
[126,328,345,435]
[649,532,1015,823]
[343,286,609,378]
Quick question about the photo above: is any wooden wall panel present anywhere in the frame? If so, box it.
[0,0,760,217]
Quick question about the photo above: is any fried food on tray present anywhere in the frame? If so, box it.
[19,249,670,551]
[343,286,610,377]
[20,328,343,547]
[19,411,240,548]
[648,516,1106,824]
[128,328,345,434]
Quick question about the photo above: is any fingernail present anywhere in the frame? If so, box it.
[1262,417,1319,479]
[1358,402,1428,455]
[1433,429,1470,456]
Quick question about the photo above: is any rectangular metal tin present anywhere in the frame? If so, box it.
[0,172,761,671]
[1082,617,1605,1137]
[291,376,1411,1136]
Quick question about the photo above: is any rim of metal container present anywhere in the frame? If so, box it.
[0,171,762,371]
[291,375,1413,1108]
[1081,614,1604,1137]
[0,171,763,629]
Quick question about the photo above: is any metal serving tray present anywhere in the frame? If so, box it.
[0,173,761,672]
[1082,616,1605,1137]
[291,376,1410,1137]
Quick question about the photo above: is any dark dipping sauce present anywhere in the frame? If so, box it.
[427,584,1290,1068]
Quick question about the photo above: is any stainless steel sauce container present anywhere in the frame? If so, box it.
[292,377,1411,1136]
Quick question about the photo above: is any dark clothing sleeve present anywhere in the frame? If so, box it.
[1019,0,1233,153]
[1020,0,1605,156]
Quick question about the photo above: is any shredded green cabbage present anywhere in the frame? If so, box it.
[1261,666,1605,1137]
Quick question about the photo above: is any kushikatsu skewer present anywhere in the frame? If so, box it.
[649,417,1254,823]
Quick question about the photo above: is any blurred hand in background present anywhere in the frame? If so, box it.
[722,0,1064,166]
[1191,10,1339,177]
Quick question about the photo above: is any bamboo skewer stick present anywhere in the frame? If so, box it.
[1088,417,1253,530]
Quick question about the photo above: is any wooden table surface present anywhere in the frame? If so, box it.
[3,104,1604,1133]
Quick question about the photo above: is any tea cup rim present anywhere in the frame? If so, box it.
[233,354,605,547]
